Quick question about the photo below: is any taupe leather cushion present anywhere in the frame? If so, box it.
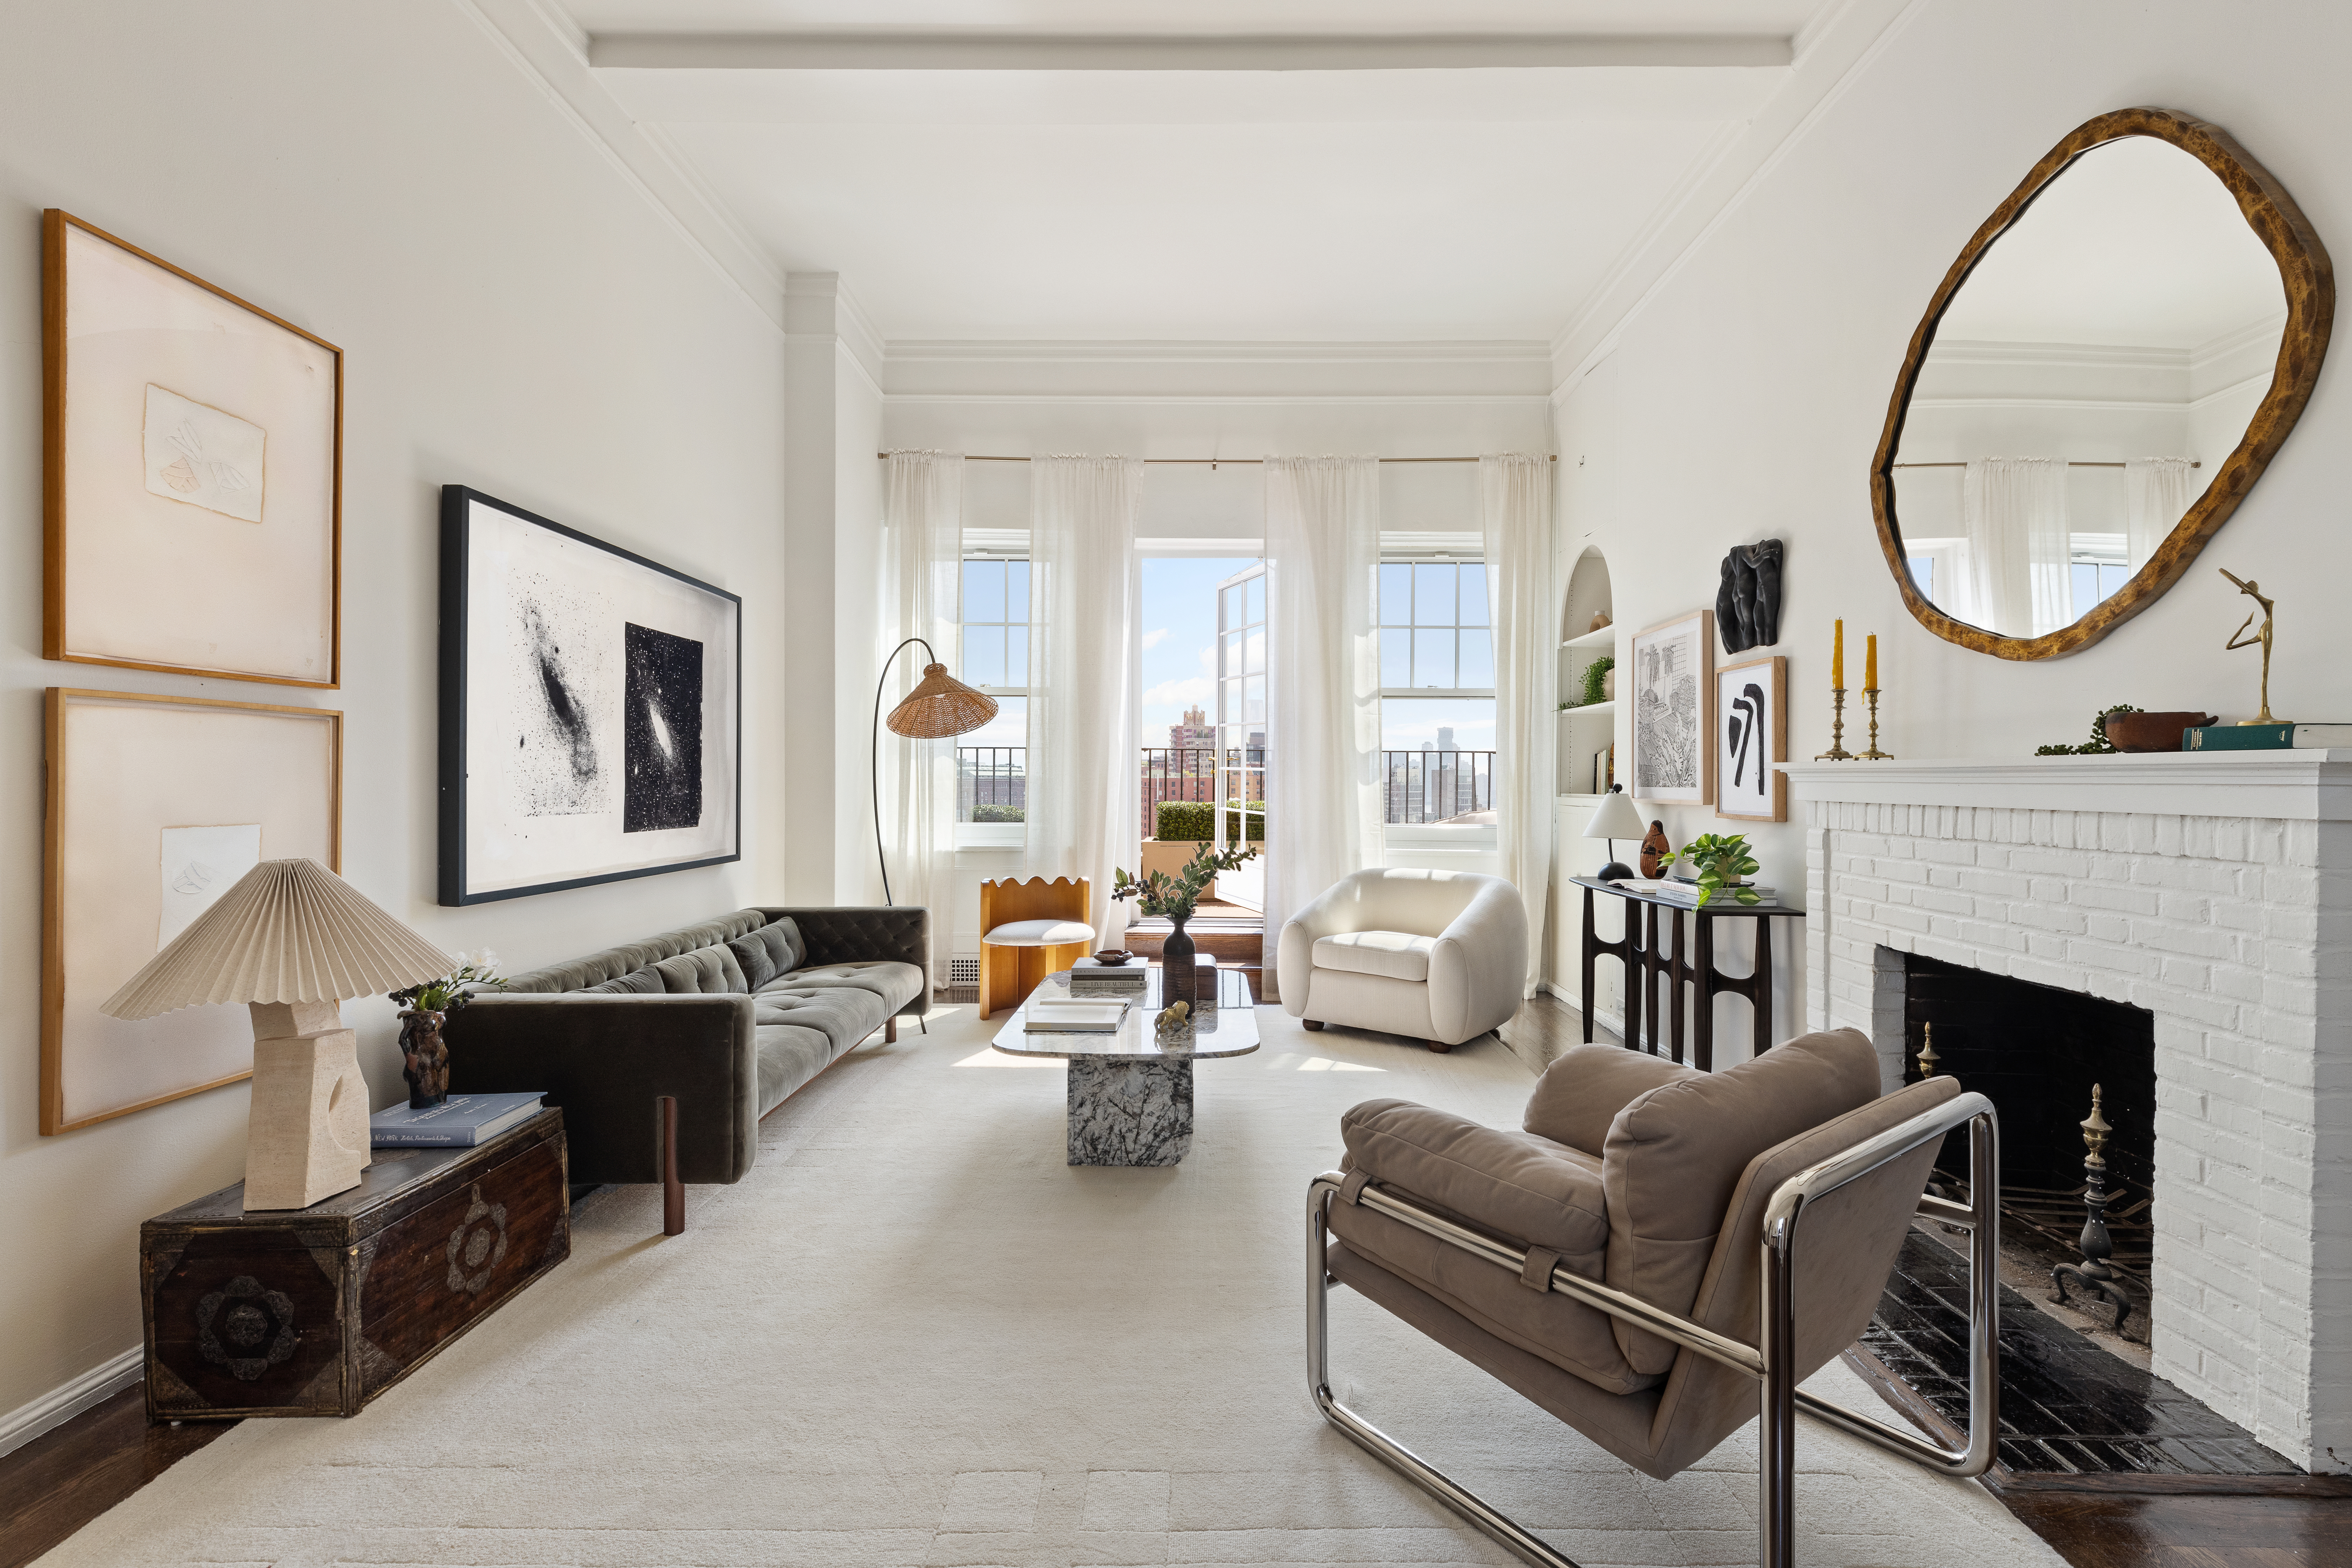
[1314,930,1438,983]
[1340,1099,1608,1261]
[1602,1027,1880,1372]
[582,966,664,995]
[1523,1045,1693,1155]
[654,944,750,995]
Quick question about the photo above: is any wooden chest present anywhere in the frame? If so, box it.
[140,1110,569,1420]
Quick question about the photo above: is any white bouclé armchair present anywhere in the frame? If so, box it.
[1277,868,1527,1052]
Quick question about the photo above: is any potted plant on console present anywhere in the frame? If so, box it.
[1112,840,1259,1004]
[1659,832,1763,908]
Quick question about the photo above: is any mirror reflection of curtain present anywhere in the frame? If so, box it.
[2125,457,2197,571]
[1964,457,2070,636]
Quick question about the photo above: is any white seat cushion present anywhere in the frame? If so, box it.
[1314,929,1438,983]
[984,918,1096,947]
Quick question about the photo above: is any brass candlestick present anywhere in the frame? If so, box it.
[1816,687,1855,760]
[1860,687,1894,759]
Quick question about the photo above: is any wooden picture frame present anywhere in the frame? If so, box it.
[43,210,343,687]
[1628,609,1714,806]
[43,689,343,1134]
[1715,655,1787,822]
[440,486,743,905]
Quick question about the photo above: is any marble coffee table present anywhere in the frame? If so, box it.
[990,965,1259,1166]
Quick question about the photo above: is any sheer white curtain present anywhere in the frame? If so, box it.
[1964,457,2070,636]
[2126,457,2197,571]
[1025,455,1140,946]
[1263,456,1381,961]
[1480,454,1555,998]
[880,452,964,974]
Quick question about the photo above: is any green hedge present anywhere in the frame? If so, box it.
[1155,800,1266,841]
[972,803,1026,822]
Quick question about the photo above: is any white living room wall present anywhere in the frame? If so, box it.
[0,3,788,1440]
[1555,0,2352,1063]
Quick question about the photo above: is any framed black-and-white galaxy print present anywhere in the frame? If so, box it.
[1628,609,1712,807]
[438,486,740,905]
[1715,654,1786,822]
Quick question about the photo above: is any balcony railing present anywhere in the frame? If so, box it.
[957,746,1498,830]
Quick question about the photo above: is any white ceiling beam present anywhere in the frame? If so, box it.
[588,31,1793,72]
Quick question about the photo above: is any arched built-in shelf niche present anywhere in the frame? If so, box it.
[1549,545,1628,1026]
[1558,547,1617,799]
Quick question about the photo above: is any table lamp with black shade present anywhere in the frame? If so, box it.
[1583,785,1647,883]
[872,637,999,904]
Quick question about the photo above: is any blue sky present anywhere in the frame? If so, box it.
[1138,556,1255,744]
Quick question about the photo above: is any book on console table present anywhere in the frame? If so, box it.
[371,1091,546,1147]
[2184,723,2352,751]
[1025,998,1130,1033]
[1610,877,1782,908]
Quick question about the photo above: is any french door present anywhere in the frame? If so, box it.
[1214,562,1266,911]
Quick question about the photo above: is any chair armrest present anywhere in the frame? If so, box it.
[444,993,757,1185]
[761,905,930,1014]
[1278,878,1359,1016]
[1340,1098,1606,1264]
[1424,878,1529,1043]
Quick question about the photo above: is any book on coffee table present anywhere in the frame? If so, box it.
[1024,999,1130,1034]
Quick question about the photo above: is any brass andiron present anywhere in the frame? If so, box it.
[2220,567,2284,726]
[2051,1084,2135,1337]
[1915,1021,1939,1078]
[1816,687,1856,761]
[1860,688,1894,760]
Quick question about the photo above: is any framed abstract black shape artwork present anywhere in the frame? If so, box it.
[438,486,740,905]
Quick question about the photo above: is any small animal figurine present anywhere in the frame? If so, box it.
[1639,820,1672,880]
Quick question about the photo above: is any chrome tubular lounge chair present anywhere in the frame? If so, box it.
[1306,1029,1998,1568]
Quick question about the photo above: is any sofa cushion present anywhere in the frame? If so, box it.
[501,909,770,993]
[728,932,777,990]
[1314,930,1438,983]
[754,1023,835,1117]
[1342,1098,1608,1262]
[763,960,924,1015]
[1523,1045,1695,1156]
[729,919,802,990]
[653,944,750,995]
[755,984,889,1058]
[1602,1027,1881,1373]
[581,966,664,995]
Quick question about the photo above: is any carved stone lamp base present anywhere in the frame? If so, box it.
[242,1000,371,1212]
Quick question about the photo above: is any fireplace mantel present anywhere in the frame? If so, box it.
[1780,750,2352,819]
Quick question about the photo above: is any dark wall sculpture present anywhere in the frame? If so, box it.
[1717,538,1783,653]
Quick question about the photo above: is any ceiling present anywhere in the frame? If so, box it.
[541,0,1865,347]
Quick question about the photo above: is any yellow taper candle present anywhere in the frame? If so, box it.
[1866,633,1878,692]
[1832,619,1844,688]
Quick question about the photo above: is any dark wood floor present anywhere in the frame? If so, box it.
[8,990,2350,1567]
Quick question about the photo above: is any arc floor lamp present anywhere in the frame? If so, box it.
[872,637,998,905]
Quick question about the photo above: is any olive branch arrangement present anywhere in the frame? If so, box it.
[1112,840,1260,922]
[388,950,506,1014]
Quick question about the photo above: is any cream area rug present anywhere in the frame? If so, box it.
[44,1002,2063,1568]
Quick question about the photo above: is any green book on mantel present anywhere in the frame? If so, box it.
[2181,723,2352,751]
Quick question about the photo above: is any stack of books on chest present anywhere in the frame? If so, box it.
[371,1091,545,1148]
[1068,957,1148,997]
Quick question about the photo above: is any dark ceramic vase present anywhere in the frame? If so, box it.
[399,1007,449,1108]
[1163,910,1196,1004]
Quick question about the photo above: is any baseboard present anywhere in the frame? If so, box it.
[1536,981,1626,1039]
[0,1346,144,1459]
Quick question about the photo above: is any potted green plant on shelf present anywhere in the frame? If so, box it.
[1560,655,1616,710]
[1657,832,1762,907]
[1112,839,1259,1002]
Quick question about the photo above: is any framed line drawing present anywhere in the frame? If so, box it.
[43,688,342,1134]
[1715,655,1787,822]
[440,486,742,905]
[1628,609,1714,806]
[42,211,342,687]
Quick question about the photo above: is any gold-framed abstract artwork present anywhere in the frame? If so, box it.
[42,689,342,1134]
[43,210,342,687]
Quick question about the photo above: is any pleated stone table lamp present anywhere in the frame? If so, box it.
[102,858,454,1211]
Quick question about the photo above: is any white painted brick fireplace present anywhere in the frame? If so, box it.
[1782,753,2352,1472]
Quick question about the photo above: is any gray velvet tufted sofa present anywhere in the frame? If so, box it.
[445,905,926,1226]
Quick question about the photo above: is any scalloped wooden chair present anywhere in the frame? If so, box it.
[979,876,1092,1019]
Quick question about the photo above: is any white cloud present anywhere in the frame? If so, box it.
[1143,677,1214,708]
[1141,627,1170,650]
[1198,645,1217,671]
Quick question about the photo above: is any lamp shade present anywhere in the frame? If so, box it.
[101,858,454,1021]
[885,663,999,740]
[1583,789,1647,842]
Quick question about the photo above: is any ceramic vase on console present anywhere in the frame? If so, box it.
[399,1007,449,1108]
[1163,911,1196,1005]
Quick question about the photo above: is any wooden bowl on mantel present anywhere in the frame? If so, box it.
[2102,711,2219,752]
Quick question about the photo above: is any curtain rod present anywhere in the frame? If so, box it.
[1891,460,2200,469]
[877,453,1554,465]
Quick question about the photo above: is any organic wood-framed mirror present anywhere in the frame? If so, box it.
[1871,107,2332,660]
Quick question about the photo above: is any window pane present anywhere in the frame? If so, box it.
[2103,562,2130,601]
[1223,629,1244,677]
[956,695,1026,824]
[1224,676,1244,721]
[1381,628,1411,688]
[1246,574,1265,628]
[1379,563,1412,626]
[1415,628,1455,687]
[1414,563,1455,626]
[1006,560,1031,620]
[1244,627,1266,674]
[2070,562,2096,616]
[964,559,1004,622]
[1460,564,1489,627]
[964,625,1004,688]
[1005,625,1028,685]
[1222,583,1244,628]
[1908,555,1934,600]
[1244,675,1265,723]
[1378,698,1497,824]
[1457,629,1493,689]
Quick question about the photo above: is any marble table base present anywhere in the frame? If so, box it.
[1067,1056,1194,1166]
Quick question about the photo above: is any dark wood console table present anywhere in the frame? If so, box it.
[1574,876,1805,1071]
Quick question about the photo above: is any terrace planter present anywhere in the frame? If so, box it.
[1140,839,1213,897]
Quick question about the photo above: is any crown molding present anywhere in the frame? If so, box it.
[879,339,1555,400]
[588,31,1792,73]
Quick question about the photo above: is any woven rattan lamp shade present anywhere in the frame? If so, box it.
[102,858,454,1021]
[886,663,999,739]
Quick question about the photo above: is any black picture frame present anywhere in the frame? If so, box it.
[438,485,742,905]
